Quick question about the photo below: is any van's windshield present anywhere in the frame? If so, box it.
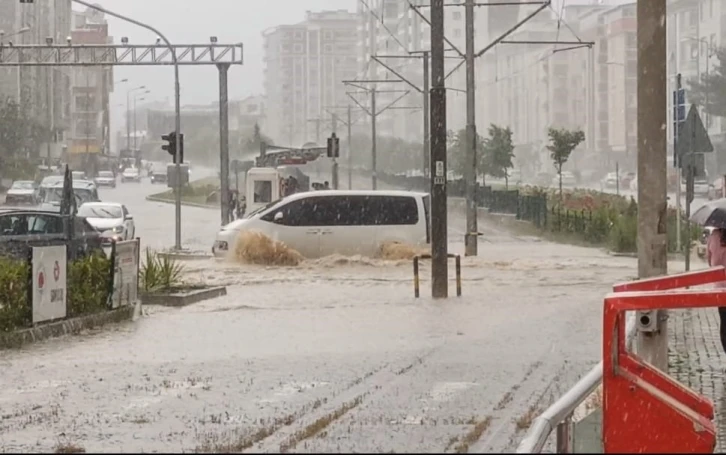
[245,198,283,219]
[43,188,96,205]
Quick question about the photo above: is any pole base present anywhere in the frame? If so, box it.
[464,232,478,257]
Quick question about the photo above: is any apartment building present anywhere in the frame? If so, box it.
[69,7,114,165]
[0,0,72,161]
[263,10,358,147]
[355,0,521,140]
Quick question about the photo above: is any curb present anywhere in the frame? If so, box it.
[145,195,219,209]
[142,286,227,307]
[0,304,137,350]
[157,251,214,261]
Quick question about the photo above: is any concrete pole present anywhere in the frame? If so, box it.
[636,0,669,372]
[331,112,339,189]
[347,105,353,190]
[371,88,377,190]
[218,63,231,226]
[430,0,449,298]
[423,51,430,179]
[126,90,131,154]
[464,0,478,257]
[675,74,682,253]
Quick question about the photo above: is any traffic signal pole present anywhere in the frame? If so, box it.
[331,113,339,189]
[218,63,231,225]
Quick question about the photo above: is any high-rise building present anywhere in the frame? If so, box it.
[263,10,358,147]
[0,0,72,161]
[69,7,114,165]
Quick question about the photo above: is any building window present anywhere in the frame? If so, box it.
[293,43,303,53]
[454,28,462,38]
[452,11,462,20]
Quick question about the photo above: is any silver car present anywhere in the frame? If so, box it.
[77,202,135,244]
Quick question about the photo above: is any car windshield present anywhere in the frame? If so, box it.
[78,205,122,218]
[125,168,138,174]
[98,171,113,178]
[72,172,85,178]
[11,181,34,190]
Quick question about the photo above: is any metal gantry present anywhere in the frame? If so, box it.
[0,44,244,66]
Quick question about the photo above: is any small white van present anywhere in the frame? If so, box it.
[212,190,431,258]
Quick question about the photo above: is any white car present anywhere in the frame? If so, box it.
[121,167,141,183]
[4,180,38,205]
[94,170,117,188]
[72,171,87,180]
[212,190,431,259]
[552,171,577,187]
[78,202,135,243]
[602,172,619,189]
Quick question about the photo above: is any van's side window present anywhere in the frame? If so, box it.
[316,195,418,226]
[264,198,326,226]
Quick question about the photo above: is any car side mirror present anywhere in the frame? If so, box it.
[273,211,284,223]
[125,215,133,221]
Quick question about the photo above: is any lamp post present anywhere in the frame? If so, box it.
[133,90,150,151]
[126,85,146,153]
[0,26,30,103]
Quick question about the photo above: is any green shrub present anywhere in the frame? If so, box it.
[67,252,112,317]
[608,213,638,253]
[0,253,112,332]
[0,258,31,332]
[140,248,185,292]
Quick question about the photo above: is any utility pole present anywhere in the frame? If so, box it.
[331,112,339,189]
[636,0,668,372]
[464,0,478,257]
[430,0,448,298]
[348,105,352,189]
[371,88,377,190]
[423,51,430,178]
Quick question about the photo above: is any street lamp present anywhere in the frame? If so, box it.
[126,85,146,152]
[133,90,151,150]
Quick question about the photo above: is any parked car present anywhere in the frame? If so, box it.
[72,170,87,180]
[212,190,431,259]
[552,171,577,187]
[708,177,724,200]
[94,170,117,188]
[121,167,141,183]
[4,180,39,206]
[150,167,168,184]
[77,202,135,244]
[620,172,636,189]
[601,172,619,189]
[0,208,104,260]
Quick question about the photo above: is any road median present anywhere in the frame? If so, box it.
[146,176,220,209]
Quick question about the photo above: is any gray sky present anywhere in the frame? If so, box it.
[94,0,355,133]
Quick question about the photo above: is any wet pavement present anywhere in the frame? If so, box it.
[0,172,644,452]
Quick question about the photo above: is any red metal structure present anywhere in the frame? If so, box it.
[603,267,726,453]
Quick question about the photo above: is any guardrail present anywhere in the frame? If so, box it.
[412,254,462,298]
[516,266,726,453]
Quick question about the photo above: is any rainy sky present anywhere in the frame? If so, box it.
[96,0,355,127]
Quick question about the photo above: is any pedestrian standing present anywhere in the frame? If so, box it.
[706,227,726,354]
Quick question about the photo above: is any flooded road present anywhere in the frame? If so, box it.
[0,171,641,452]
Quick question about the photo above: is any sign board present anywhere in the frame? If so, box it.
[111,239,140,308]
[680,153,706,180]
[435,161,444,177]
[31,245,67,323]
[675,104,713,165]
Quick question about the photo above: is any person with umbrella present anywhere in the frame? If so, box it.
[691,199,726,354]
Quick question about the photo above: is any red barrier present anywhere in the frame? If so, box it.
[603,267,726,453]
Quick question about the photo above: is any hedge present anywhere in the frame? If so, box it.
[0,252,112,332]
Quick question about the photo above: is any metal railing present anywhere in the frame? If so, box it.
[516,314,637,453]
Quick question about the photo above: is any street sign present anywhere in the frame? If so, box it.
[675,104,713,163]
[672,87,686,167]
[326,133,340,158]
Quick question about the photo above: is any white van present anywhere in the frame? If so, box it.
[212,190,431,258]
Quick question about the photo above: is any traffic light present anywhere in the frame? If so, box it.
[327,133,340,158]
[161,131,184,164]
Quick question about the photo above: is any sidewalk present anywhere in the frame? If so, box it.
[668,308,726,451]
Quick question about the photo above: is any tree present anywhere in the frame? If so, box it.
[547,127,585,200]
[447,128,488,181]
[687,47,726,118]
[483,124,515,188]
[0,97,44,179]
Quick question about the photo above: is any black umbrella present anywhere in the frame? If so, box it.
[690,198,726,228]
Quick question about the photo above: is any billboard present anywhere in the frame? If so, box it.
[31,245,68,323]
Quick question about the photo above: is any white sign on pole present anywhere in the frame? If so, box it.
[435,161,444,177]
[32,245,67,324]
[112,239,140,308]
